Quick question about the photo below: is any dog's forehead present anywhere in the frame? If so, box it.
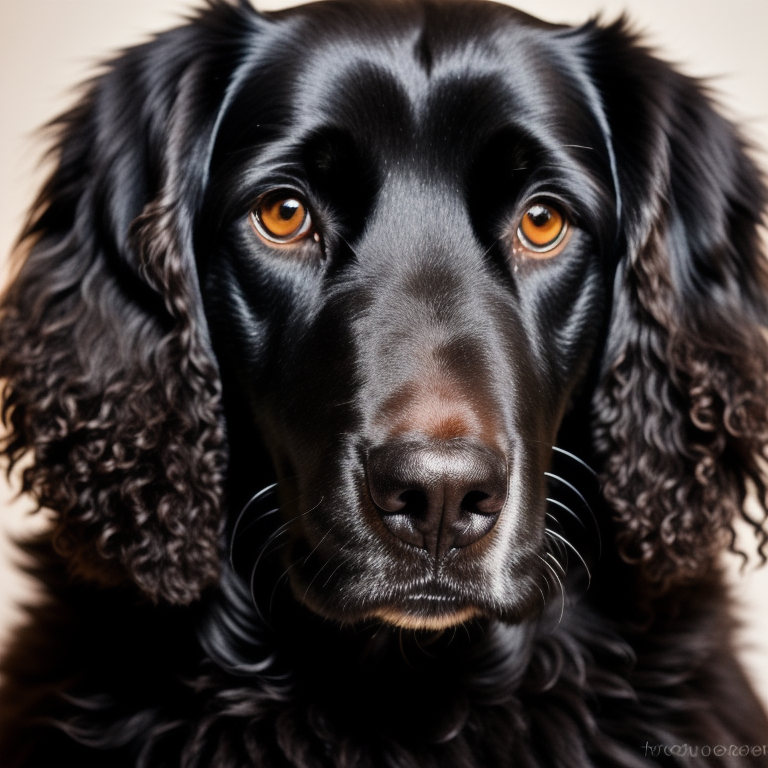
[234,1,594,149]
[284,0,550,84]
[209,0,615,220]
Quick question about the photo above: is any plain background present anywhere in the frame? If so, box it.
[1,0,767,709]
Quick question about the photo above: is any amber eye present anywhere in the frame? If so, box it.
[517,203,568,255]
[250,192,313,244]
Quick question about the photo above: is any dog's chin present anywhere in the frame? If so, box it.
[367,605,483,631]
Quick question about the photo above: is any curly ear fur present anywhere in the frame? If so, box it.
[589,21,768,588]
[0,2,259,603]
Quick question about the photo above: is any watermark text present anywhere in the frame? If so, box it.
[642,742,767,759]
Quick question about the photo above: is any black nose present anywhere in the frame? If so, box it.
[367,439,507,559]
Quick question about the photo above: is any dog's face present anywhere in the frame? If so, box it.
[6,0,764,624]
[200,1,616,629]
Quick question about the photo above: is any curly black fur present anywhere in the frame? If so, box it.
[1,1,767,766]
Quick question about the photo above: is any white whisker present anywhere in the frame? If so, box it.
[546,529,592,588]
[536,554,565,626]
[545,551,566,574]
[551,446,597,477]
[546,497,586,527]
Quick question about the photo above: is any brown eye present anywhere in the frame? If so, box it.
[250,192,313,244]
[517,203,568,255]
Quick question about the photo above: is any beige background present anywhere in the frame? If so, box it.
[1,0,767,707]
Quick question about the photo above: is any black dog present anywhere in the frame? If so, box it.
[1,0,767,765]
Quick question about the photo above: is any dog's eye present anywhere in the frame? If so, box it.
[516,204,568,255]
[250,192,313,244]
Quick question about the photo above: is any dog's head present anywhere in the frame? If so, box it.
[2,0,767,630]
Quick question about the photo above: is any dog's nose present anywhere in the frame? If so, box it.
[367,439,506,559]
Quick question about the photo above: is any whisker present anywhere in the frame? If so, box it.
[301,518,333,568]
[231,484,279,540]
[269,558,301,617]
[248,518,293,575]
[551,446,598,477]
[545,550,566,574]
[536,554,565,626]
[322,546,352,589]
[546,529,592,588]
[235,492,325,572]
[546,498,586,527]
[544,471,601,543]
[300,527,341,604]
[545,472,592,511]
[234,508,280,542]
[545,517,569,562]
[481,237,502,260]
[248,532,289,627]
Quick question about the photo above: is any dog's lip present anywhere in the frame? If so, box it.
[387,580,468,605]
[371,586,482,626]
[404,593,460,602]
[296,579,482,629]
[369,597,481,630]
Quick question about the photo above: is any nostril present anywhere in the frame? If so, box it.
[368,482,429,515]
[397,489,429,517]
[461,489,504,516]
[367,438,507,558]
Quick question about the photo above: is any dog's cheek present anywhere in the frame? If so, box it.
[516,247,607,395]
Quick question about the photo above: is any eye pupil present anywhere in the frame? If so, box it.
[277,199,300,221]
[527,205,552,228]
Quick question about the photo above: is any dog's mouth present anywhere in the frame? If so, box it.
[231,473,545,631]
[368,583,488,630]
[230,484,491,628]
[231,434,597,632]
[298,575,488,630]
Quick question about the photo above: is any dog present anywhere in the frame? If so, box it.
[1,0,767,765]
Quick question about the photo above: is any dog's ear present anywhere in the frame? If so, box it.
[586,20,768,588]
[0,3,261,603]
